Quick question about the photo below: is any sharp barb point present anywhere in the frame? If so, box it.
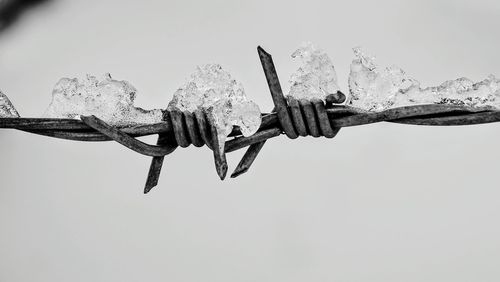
[217,163,228,180]
[230,167,248,178]
[144,185,155,194]
[257,46,271,58]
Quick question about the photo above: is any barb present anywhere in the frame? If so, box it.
[231,141,266,178]
[231,46,296,179]
[210,121,228,180]
[231,46,345,178]
[144,133,177,194]
[257,46,298,139]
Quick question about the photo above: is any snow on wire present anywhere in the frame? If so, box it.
[1,46,500,193]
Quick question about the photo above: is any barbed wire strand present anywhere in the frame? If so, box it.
[1,47,500,192]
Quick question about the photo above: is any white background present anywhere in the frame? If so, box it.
[1,0,500,281]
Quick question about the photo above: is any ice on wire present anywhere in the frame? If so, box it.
[348,47,500,111]
[43,74,163,126]
[288,42,340,101]
[0,90,20,118]
[168,64,261,154]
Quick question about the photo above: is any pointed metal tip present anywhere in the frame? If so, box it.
[257,46,269,56]
[208,120,228,181]
[230,167,248,178]
[144,155,165,195]
[144,185,155,194]
[217,163,228,180]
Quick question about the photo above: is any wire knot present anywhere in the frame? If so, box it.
[167,110,214,149]
[279,92,346,139]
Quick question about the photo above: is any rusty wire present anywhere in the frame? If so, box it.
[1,46,500,193]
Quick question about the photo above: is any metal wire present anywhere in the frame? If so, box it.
[1,46,499,193]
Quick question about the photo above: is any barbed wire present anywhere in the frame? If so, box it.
[1,46,499,193]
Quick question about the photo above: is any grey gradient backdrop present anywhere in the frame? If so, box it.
[1,0,500,281]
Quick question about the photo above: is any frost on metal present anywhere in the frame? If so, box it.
[0,90,20,118]
[288,42,340,100]
[43,74,163,126]
[168,64,261,154]
[348,47,500,111]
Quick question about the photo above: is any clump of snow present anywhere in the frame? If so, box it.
[44,74,163,126]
